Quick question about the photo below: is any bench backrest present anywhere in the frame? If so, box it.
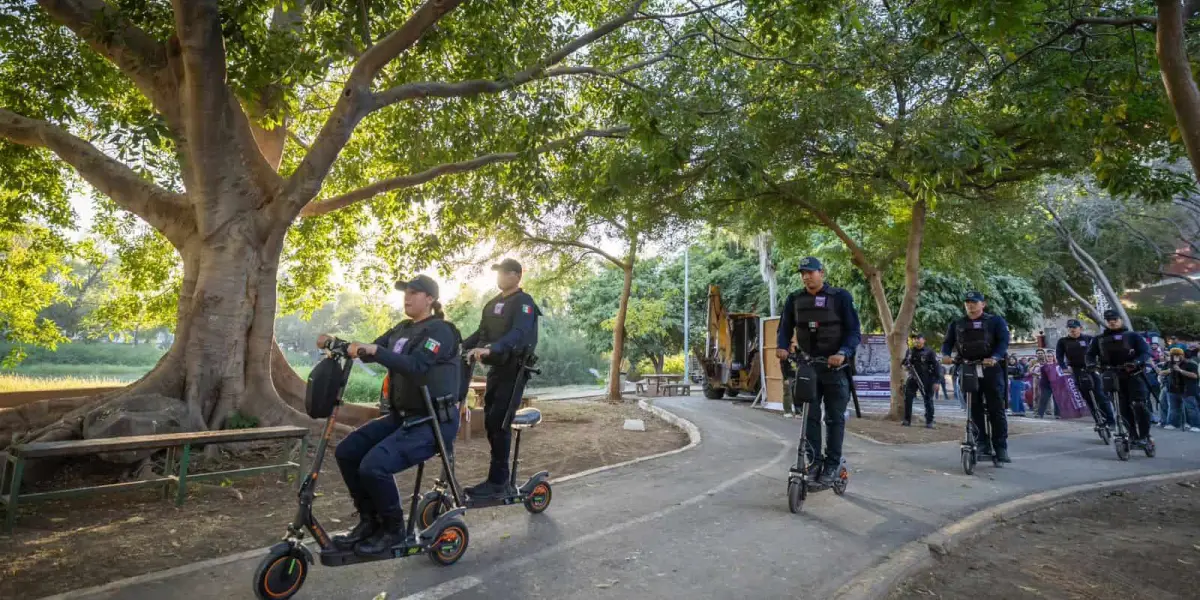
[11,426,308,459]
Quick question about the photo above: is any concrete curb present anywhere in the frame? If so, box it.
[36,399,702,600]
[831,468,1200,600]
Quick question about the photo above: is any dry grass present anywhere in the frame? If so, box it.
[0,373,126,393]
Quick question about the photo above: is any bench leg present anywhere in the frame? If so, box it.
[175,444,192,507]
[3,455,24,533]
[162,447,176,500]
[295,437,308,491]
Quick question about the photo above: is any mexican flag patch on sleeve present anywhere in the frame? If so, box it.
[522,304,532,314]
[423,338,441,354]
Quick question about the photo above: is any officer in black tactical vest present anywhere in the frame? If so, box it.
[463,258,541,499]
[1087,309,1154,445]
[775,257,862,487]
[320,274,463,556]
[1055,318,1116,427]
[941,291,1012,462]
[902,333,942,428]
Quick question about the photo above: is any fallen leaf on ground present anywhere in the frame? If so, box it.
[595,579,619,588]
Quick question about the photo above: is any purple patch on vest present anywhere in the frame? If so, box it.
[972,321,983,329]
[815,296,827,308]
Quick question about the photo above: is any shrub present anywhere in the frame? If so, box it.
[1130,303,1200,339]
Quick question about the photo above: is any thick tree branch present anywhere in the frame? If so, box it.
[1060,278,1105,327]
[0,108,192,245]
[300,126,628,217]
[1157,0,1200,183]
[285,0,466,210]
[37,0,180,125]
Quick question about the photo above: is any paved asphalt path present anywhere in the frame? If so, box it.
[78,396,1200,600]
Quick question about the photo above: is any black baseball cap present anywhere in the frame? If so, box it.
[1103,309,1121,321]
[798,256,824,272]
[964,291,985,302]
[491,258,523,274]
[395,274,440,299]
[1066,319,1082,328]
[911,332,925,339]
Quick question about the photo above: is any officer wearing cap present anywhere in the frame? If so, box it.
[775,256,862,487]
[902,333,942,428]
[317,274,463,555]
[1055,318,1116,428]
[1088,309,1154,446]
[463,258,542,499]
[941,291,1012,462]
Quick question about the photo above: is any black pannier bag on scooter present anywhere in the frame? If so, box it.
[1101,371,1118,393]
[305,356,341,419]
[959,364,980,394]
[1076,371,1094,393]
[791,362,818,404]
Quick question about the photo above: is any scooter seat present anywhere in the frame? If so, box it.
[510,407,542,429]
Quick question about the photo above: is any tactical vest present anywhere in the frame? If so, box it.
[910,348,937,378]
[954,315,995,361]
[478,291,539,365]
[792,289,843,357]
[1063,336,1090,367]
[379,318,462,415]
[1098,331,1134,366]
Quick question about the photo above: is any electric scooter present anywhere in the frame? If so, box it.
[959,359,1002,475]
[252,339,470,600]
[417,355,552,528]
[786,354,850,514]
[1072,367,1112,445]
[1101,364,1156,461]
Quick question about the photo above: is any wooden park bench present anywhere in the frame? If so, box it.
[0,426,308,532]
[636,382,647,394]
[663,383,692,396]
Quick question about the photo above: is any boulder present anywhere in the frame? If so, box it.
[82,394,206,463]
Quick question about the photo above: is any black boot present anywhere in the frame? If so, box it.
[995,448,1012,463]
[355,512,407,556]
[332,511,378,551]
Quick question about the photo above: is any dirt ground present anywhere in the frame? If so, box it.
[0,401,687,600]
[845,414,1072,444]
[892,478,1200,600]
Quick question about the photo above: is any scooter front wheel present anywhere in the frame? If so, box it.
[252,546,308,600]
[961,448,976,475]
[1115,438,1130,461]
[787,477,807,513]
[832,466,849,496]
[524,481,552,514]
[1099,427,1112,445]
[428,518,470,566]
[417,493,451,530]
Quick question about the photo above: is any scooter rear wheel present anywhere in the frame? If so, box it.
[1144,440,1156,458]
[1115,438,1130,461]
[961,448,976,475]
[252,547,308,600]
[524,482,552,514]
[832,466,849,496]
[787,477,807,513]
[428,518,470,566]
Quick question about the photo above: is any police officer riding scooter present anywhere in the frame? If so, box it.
[942,291,1012,465]
[776,256,862,511]
[1056,318,1117,444]
[1087,309,1156,460]
[462,258,542,499]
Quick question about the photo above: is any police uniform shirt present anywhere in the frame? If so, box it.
[464,289,541,356]
[940,313,1010,361]
[1056,334,1094,368]
[904,346,940,380]
[367,316,461,411]
[776,284,862,357]
[1086,327,1152,367]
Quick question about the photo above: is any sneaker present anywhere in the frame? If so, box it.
[925,422,935,429]
[995,448,1012,463]
[783,412,795,419]
[1165,425,1177,431]
[467,481,510,499]
[901,420,911,427]
[979,445,994,457]
[820,463,839,483]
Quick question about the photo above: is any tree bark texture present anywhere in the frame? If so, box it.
[886,198,926,420]
[607,241,638,401]
[1157,0,1200,184]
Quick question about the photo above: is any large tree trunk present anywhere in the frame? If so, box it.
[1157,0,1200,183]
[886,198,927,420]
[755,232,779,316]
[607,260,636,401]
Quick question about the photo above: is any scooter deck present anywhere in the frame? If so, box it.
[318,542,425,566]
[463,494,526,508]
